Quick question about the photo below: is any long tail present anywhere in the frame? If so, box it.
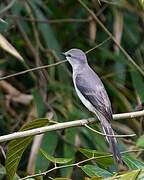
[101,121,123,164]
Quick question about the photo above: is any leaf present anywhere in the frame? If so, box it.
[40,149,72,164]
[0,164,6,179]
[107,169,144,180]
[139,0,144,9]
[28,0,69,81]
[81,165,112,178]
[32,88,59,171]
[28,1,61,55]
[79,148,114,167]
[105,80,132,111]
[123,156,144,170]
[32,88,47,117]
[131,71,144,101]
[61,128,76,176]
[117,169,141,180]
[5,118,49,180]
[114,62,126,85]
[80,125,107,152]
[0,162,20,179]
[136,135,144,148]
[0,33,24,61]
[35,132,58,172]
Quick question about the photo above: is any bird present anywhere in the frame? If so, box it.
[63,48,123,164]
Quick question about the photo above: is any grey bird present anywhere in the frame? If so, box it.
[63,48,123,164]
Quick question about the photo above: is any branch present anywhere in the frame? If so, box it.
[78,0,144,77]
[0,60,67,81]
[0,110,143,143]
[6,15,91,23]
[21,148,144,180]
[85,37,111,54]
[84,124,136,137]
[0,0,17,14]
[0,37,110,81]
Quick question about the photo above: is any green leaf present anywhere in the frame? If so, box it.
[5,118,49,180]
[61,128,76,176]
[80,125,107,152]
[81,165,112,178]
[131,71,144,101]
[0,163,20,180]
[136,135,144,148]
[28,0,61,55]
[139,0,144,9]
[32,88,58,171]
[28,0,69,82]
[40,149,72,164]
[35,132,58,172]
[105,80,132,111]
[114,62,126,85]
[118,169,141,180]
[123,156,144,170]
[32,88,47,117]
[79,148,113,167]
[107,169,144,180]
[0,164,6,179]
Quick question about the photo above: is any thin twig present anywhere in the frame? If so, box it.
[78,0,144,77]
[84,124,136,137]
[85,37,111,54]
[20,148,144,179]
[0,0,17,14]
[0,36,109,81]
[7,15,91,23]
[4,3,107,24]
[0,110,143,143]
[0,60,67,81]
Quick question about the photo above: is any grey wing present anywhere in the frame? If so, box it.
[75,72,113,121]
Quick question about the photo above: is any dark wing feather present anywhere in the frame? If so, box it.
[75,71,112,121]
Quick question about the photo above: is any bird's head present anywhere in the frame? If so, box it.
[63,48,87,67]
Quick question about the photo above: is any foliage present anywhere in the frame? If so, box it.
[6,118,49,180]
[0,0,144,179]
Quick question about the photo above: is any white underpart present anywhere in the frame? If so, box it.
[73,75,96,114]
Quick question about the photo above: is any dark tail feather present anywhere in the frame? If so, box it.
[101,123,123,164]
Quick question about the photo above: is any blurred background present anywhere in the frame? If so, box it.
[0,0,144,179]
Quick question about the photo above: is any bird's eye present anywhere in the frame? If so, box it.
[67,54,72,57]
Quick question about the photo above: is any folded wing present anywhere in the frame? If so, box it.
[75,71,113,122]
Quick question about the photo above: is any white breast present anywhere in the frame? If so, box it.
[73,77,95,113]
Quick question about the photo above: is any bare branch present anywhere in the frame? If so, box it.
[0,0,17,14]
[21,148,144,180]
[0,60,67,81]
[0,110,143,143]
[6,15,91,23]
[85,37,111,54]
[0,36,110,81]
[78,0,144,77]
[84,124,136,137]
